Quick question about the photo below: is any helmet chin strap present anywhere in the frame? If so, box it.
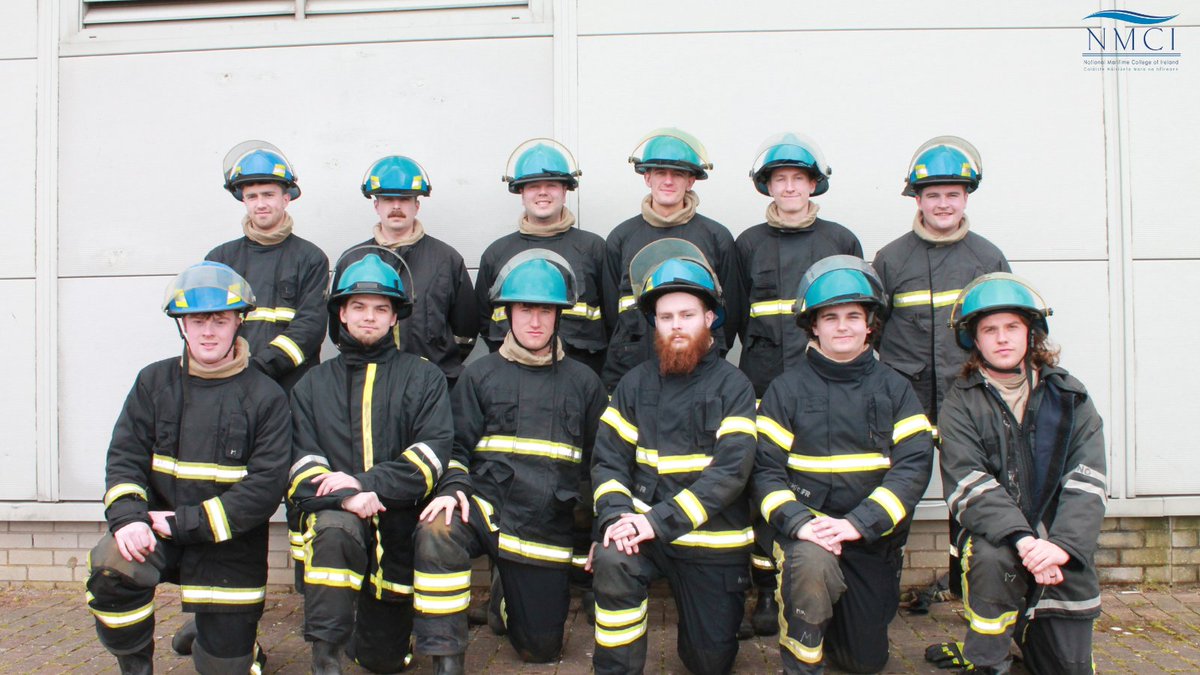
[507,304,561,365]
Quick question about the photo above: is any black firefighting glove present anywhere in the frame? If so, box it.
[925,642,974,670]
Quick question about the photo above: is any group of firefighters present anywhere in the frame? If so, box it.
[84,129,1106,675]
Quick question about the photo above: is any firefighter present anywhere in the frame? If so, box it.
[413,250,607,674]
[591,239,758,675]
[601,128,745,392]
[287,251,454,674]
[752,255,934,674]
[477,139,608,375]
[206,140,328,393]
[86,262,290,674]
[926,274,1106,675]
[734,132,863,638]
[872,136,1010,601]
[336,155,478,389]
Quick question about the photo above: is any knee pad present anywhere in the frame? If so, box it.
[88,535,160,589]
[415,518,469,569]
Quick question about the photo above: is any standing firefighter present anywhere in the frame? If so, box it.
[591,240,758,675]
[86,262,291,674]
[413,250,606,674]
[601,128,745,392]
[287,251,454,674]
[207,140,329,393]
[734,132,863,637]
[477,139,609,374]
[751,256,934,674]
[872,136,1010,601]
[927,274,1106,675]
[338,155,477,388]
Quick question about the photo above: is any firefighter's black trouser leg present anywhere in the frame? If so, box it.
[961,535,1094,675]
[87,534,263,673]
[414,498,571,663]
[593,539,747,675]
[752,520,779,591]
[776,539,900,674]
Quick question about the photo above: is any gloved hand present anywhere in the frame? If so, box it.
[925,642,973,670]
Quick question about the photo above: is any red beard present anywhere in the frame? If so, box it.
[655,326,712,376]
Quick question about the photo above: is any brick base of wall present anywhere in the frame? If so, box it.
[3,516,1197,590]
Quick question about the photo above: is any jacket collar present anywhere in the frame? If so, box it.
[805,343,875,381]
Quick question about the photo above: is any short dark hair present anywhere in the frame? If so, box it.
[803,302,882,346]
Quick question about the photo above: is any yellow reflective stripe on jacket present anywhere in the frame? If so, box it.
[618,295,637,313]
[472,495,500,532]
[893,413,933,444]
[202,497,232,542]
[152,454,247,483]
[414,570,472,592]
[594,479,632,502]
[636,447,712,474]
[180,585,266,606]
[867,486,906,529]
[448,459,469,474]
[87,595,154,628]
[673,489,707,528]
[244,306,296,323]
[562,302,603,320]
[492,306,507,322]
[476,435,583,463]
[270,334,305,367]
[371,577,415,595]
[893,289,961,309]
[362,363,377,470]
[601,407,639,445]
[749,299,795,317]
[103,483,146,507]
[787,452,891,473]
[672,527,754,549]
[595,598,649,647]
[288,465,330,499]
[305,565,365,590]
[757,416,794,450]
[760,489,797,521]
[402,448,435,496]
[498,532,574,564]
[288,528,305,561]
[716,416,757,439]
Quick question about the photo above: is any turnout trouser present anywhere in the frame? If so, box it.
[774,538,902,674]
[960,535,1094,674]
[86,533,265,673]
[592,540,748,675]
[302,509,414,673]
[413,497,571,662]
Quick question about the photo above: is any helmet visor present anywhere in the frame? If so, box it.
[489,248,580,305]
[627,127,712,170]
[949,272,1051,328]
[750,132,830,178]
[163,263,255,314]
[629,238,721,299]
[223,140,296,185]
[906,135,983,183]
[331,245,415,301]
[503,139,580,183]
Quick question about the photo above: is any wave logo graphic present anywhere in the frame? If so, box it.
[1083,10,1178,25]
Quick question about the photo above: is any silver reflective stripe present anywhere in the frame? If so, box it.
[1063,478,1108,504]
[1027,594,1102,618]
[410,442,444,479]
[948,471,1001,516]
[946,470,990,507]
[289,454,329,476]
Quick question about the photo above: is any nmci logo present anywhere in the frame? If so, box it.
[1082,10,1181,71]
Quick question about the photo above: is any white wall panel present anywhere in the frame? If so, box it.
[1127,31,1200,259]
[57,276,182,500]
[0,2,37,59]
[0,280,37,499]
[0,61,37,278]
[576,28,1105,261]
[1132,261,1200,495]
[57,36,553,279]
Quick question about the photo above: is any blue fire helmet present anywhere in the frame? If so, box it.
[629,128,712,179]
[222,141,300,201]
[361,156,432,198]
[503,139,581,194]
[328,253,412,315]
[638,258,724,329]
[903,135,983,197]
[794,255,886,328]
[163,261,256,317]
[950,273,1052,351]
[750,132,832,197]
[489,249,578,308]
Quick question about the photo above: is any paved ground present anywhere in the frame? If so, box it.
[2,584,1199,673]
